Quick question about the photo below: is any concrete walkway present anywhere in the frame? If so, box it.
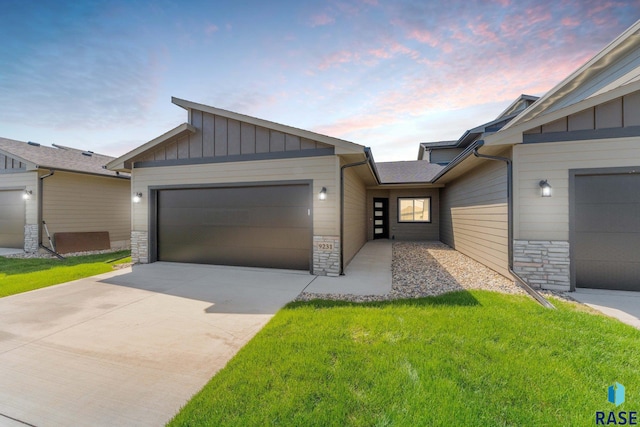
[0,248,23,256]
[570,288,640,330]
[305,239,392,296]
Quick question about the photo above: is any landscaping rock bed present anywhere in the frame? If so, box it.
[297,241,526,302]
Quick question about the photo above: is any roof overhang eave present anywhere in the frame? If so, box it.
[105,123,197,172]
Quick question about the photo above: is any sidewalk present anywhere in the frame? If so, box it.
[304,240,392,296]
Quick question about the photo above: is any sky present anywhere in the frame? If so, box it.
[1,1,639,162]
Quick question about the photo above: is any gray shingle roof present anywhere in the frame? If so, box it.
[375,161,445,184]
[0,137,128,178]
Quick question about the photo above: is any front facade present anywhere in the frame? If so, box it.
[0,139,131,253]
[108,22,640,291]
[433,21,640,292]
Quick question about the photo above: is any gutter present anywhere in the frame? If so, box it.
[472,143,555,309]
[38,170,65,260]
[339,148,374,275]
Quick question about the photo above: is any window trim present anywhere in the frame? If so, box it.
[397,196,432,223]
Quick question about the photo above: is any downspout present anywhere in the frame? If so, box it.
[472,144,555,309]
[339,148,374,275]
[38,170,65,260]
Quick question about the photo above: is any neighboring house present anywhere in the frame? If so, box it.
[426,21,640,293]
[107,21,640,293]
[0,138,131,253]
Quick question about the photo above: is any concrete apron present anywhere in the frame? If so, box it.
[570,288,640,330]
[0,264,316,427]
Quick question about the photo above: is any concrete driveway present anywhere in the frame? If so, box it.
[0,262,316,427]
[570,288,640,330]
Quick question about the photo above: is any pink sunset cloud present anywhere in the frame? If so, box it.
[309,13,335,27]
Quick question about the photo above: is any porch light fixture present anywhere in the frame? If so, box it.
[22,190,32,200]
[319,187,327,201]
[539,180,552,197]
[132,192,143,203]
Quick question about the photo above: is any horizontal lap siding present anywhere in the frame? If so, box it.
[440,158,509,277]
[42,172,131,248]
[132,156,339,236]
[342,165,367,267]
[514,137,640,241]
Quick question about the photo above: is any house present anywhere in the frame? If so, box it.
[108,20,640,293]
[107,98,443,275]
[425,21,640,293]
[0,138,131,254]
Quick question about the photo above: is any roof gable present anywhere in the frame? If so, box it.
[108,98,366,172]
[0,137,126,178]
[503,20,640,131]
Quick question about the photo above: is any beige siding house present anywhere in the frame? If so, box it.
[108,21,640,292]
[108,98,445,275]
[428,20,640,292]
[0,138,131,254]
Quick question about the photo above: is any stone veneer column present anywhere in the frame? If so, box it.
[513,240,570,291]
[131,231,149,264]
[313,236,340,276]
[24,224,39,253]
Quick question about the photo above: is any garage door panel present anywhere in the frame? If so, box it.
[575,203,640,232]
[575,174,640,203]
[576,260,639,291]
[157,185,311,270]
[575,232,640,263]
[159,226,310,250]
[575,173,640,291]
[0,190,25,249]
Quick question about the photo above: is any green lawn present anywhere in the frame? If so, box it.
[0,251,131,297]
[169,291,640,427]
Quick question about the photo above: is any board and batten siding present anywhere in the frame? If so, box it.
[137,110,332,164]
[132,156,340,238]
[342,165,367,267]
[41,171,131,248]
[0,171,38,224]
[440,157,509,277]
[514,137,640,241]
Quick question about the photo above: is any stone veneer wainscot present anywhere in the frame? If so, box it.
[513,240,570,291]
[313,235,340,276]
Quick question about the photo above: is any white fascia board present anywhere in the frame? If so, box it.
[485,78,640,147]
[502,20,640,131]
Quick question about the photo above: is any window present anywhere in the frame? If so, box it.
[398,197,431,222]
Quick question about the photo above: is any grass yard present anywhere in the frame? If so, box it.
[0,251,131,297]
[169,291,640,427]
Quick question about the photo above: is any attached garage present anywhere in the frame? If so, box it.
[0,190,25,249]
[573,170,640,291]
[154,183,312,270]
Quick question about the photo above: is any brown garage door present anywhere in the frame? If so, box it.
[156,184,311,270]
[575,172,640,291]
[0,190,25,249]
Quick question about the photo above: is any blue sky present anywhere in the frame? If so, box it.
[1,1,639,161]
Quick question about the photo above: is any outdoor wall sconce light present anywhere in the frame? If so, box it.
[319,187,327,201]
[22,190,32,200]
[132,192,143,203]
[539,180,552,197]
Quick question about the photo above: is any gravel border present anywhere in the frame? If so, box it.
[297,241,574,303]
